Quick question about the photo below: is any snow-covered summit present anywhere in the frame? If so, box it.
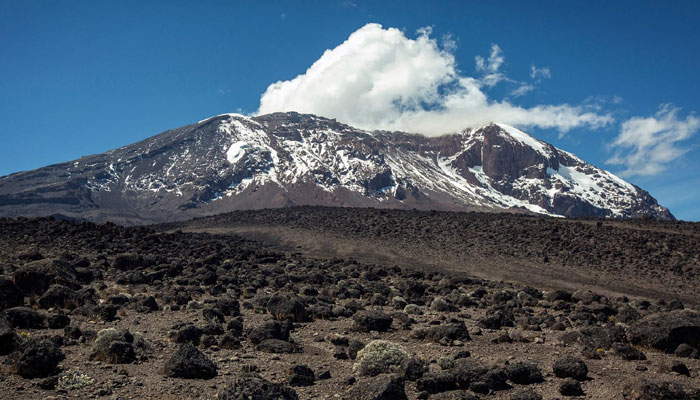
[0,112,673,223]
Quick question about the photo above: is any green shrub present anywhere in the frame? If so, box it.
[56,369,95,391]
[353,340,409,377]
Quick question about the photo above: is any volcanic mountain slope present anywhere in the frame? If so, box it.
[0,112,672,224]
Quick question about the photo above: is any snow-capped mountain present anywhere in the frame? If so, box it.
[0,112,673,224]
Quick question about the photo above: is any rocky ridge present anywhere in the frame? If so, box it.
[0,112,672,224]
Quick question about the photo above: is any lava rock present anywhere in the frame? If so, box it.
[12,258,79,296]
[5,306,47,329]
[15,339,65,378]
[256,339,301,354]
[510,388,543,400]
[288,364,315,387]
[353,310,393,332]
[552,355,588,381]
[411,322,470,343]
[164,343,217,379]
[348,373,408,400]
[173,324,202,345]
[248,320,290,344]
[627,310,700,353]
[622,378,700,400]
[349,339,366,360]
[505,361,544,384]
[0,317,20,355]
[267,293,308,322]
[558,378,584,396]
[674,343,699,359]
[416,371,457,394]
[670,361,691,377]
[37,284,78,309]
[612,343,647,361]
[218,372,298,400]
[0,276,24,309]
[431,391,480,400]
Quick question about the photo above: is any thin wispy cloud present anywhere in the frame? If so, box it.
[530,65,551,80]
[607,104,700,176]
[257,23,612,136]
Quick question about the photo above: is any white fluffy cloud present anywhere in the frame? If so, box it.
[257,23,612,136]
[607,104,700,176]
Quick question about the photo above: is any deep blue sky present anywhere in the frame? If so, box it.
[1,1,699,220]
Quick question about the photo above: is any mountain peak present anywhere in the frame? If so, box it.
[0,112,673,224]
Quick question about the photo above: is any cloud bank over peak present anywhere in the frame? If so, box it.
[257,23,612,136]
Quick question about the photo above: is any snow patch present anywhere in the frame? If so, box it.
[496,123,552,156]
[226,141,248,165]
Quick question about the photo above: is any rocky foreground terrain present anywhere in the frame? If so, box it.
[1,212,700,399]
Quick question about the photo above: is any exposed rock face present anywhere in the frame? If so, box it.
[0,112,673,224]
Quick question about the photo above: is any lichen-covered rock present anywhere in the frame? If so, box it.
[90,328,136,364]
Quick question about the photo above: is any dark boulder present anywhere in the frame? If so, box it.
[558,378,584,396]
[47,313,70,329]
[15,339,65,378]
[416,371,458,394]
[0,276,24,309]
[164,343,217,379]
[0,316,20,355]
[552,356,588,381]
[267,294,308,322]
[670,361,690,377]
[256,338,301,354]
[202,307,225,323]
[134,295,158,313]
[95,304,118,322]
[627,310,700,353]
[401,358,426,381]
[411,322,470,343]
[674,343,699,359]
[353,310,393,332]
[612,343,647,361]
[4,306,47,329]
[218,372,298,400]
[287,364,315,387]
[349,339,365,359]
[505,361,544,384]
[37,284,78,309]
[478,308,514,330]
[248,320,290,344]
[173,324,202,345]
[348,374,408,400]
[510,389,542,400]
[622,378,700,400]
[432,391,480,400]
[12,258,79,296]
[216,297,240,316]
